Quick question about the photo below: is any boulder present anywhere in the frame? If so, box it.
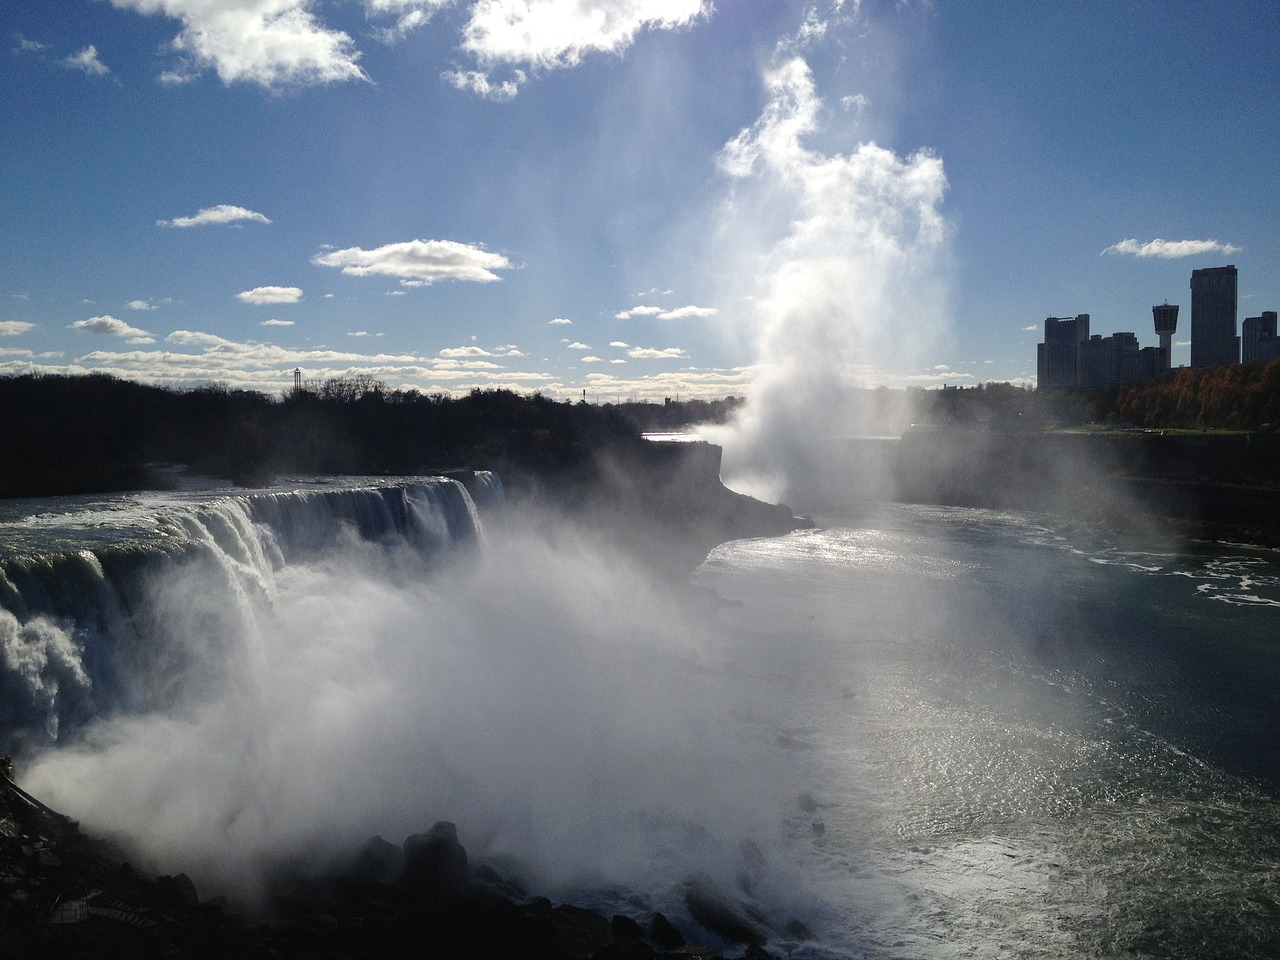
[402,821,468,896]
[344,834,402,883]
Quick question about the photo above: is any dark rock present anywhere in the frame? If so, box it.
[548,903,611,957]
[810,821,824,835]
[796,792,818,813]
[156,872,199,908]
[402,821,468,896]
[784,919,814,940]
[592,941,657,960]
[684,882,769,946]
[648,911,686,950]
[612,913,646,941]
[344,834,402,883]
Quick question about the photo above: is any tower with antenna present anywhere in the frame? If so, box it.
[1152,302,1179,372]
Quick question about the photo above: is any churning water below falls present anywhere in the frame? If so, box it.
[2,480,1279,958]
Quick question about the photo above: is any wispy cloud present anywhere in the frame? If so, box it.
[0,321,35,336]
[1101,238,1241,259]
[442,68,523,101]
[69,315,154,344]
[238,286,303,305]
[158,204,271,228]
[439,345,493,358]
[63,45,110,76]
[13,35,50,54]
[548,317,573,325]
[126,299,157,310]
[313,239,513,285]
[261,319,295,326]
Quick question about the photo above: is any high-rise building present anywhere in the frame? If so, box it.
[1190,266,1239,368]
[1242,311,1279,364]
[1036,314,1090,390]
[1152,302,1179,372]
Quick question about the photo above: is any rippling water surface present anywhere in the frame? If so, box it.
[693,503,1280,958]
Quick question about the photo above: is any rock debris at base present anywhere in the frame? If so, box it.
[1,766,792,960]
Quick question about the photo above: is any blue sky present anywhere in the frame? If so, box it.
[2,0,1276,401]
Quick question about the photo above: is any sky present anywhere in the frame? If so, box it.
[2,0,1277,402]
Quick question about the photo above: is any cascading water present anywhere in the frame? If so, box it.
[0,477,486,748]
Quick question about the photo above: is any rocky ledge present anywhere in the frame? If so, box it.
[1,766,805,960]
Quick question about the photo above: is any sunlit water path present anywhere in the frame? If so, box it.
[694,504,1280,958]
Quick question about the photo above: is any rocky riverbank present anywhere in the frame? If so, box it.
[1,767,803,960]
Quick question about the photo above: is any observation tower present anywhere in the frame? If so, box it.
[1152,302,1179,372]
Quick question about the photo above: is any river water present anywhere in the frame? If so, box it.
[3,488,1279,957]
[692,503,1280,958]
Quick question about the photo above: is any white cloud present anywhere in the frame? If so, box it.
[126,299,157,310]
[581,355,602,363]
[615,305,663,319]
[313,239,513,285]
[261,319,295,326]
[460,0,709,70]
[656,304,718,320]
[627,346,687,359]
[14,36,50,54]
[237,285,303,304]
[1022,324,1038,331]
[609,341,628,347]
[63,45,110,76]
[548,317,573,325]
[69,315,154,343]
[566,341,591,350]
[442,68,524,101]
[0,321,35,336]
[112,0,367,88]
[366,0,449,42]
[158,204,271,228]
[439,345,493,357]
[1101,238,1241,259]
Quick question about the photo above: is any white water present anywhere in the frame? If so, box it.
[4,489,1280,957]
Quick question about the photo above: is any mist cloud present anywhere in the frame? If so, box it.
[706,55,951,504]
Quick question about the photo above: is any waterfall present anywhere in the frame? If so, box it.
[0,477,491,748]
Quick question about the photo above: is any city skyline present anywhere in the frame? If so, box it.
[2,2,1277,400]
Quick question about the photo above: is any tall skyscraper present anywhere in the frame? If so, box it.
[1152,302,1178,372]
[1190,265,1239,368]
[1242,311,1279,364]
[1036,314,1089,390]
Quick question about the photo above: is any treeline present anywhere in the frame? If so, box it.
[914,358,1280,432]
[1099,359,1280,430]
[0,373,643,498]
